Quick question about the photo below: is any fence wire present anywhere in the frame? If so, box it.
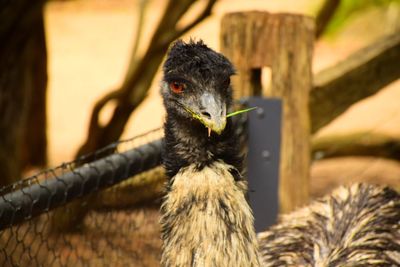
[0,128,166,267]
[0,115,247,267]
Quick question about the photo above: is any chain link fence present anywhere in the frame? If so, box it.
[0,128,166,266]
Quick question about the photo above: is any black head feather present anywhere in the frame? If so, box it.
[161,39,242,179]
[163,39,235,83]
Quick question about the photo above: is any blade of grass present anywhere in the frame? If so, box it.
[226,107,258,118]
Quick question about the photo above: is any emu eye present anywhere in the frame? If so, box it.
[169,82,185,94]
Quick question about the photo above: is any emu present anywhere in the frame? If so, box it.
[159,40,400,267]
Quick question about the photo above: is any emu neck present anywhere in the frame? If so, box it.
[160,162,260,267]
[163,113,242,178]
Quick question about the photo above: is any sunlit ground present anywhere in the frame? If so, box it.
[44,0,400,187]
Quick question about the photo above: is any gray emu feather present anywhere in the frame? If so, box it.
[259,183,400,266]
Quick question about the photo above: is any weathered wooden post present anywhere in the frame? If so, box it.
[221,11,314,213]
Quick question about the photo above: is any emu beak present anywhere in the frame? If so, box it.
[197,93,227,135]
[184,93,227,135]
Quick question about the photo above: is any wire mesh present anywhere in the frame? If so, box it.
[0,128,165,266]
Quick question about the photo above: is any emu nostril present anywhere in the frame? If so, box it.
[201,111,211,119]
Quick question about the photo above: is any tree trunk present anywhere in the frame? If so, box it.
[0,1,47,187]
[21,8,48,170]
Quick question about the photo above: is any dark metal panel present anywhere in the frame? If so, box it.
[246,97,282,233]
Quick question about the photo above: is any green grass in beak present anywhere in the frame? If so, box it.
[226,107,258,118]
[184,106,208,124]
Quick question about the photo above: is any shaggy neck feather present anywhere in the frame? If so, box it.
[160,162,260,267]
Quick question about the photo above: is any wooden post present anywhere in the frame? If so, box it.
[221,11,314,213]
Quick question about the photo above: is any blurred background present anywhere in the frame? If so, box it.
[45,0,399,160]
[1,0,400,200]
[45,0,400,193]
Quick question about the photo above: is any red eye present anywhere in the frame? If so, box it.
[169,82,185,94]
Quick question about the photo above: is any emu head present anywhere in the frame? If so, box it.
[161,40,235,135]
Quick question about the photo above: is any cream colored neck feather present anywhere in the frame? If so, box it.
[160,161,260,267]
